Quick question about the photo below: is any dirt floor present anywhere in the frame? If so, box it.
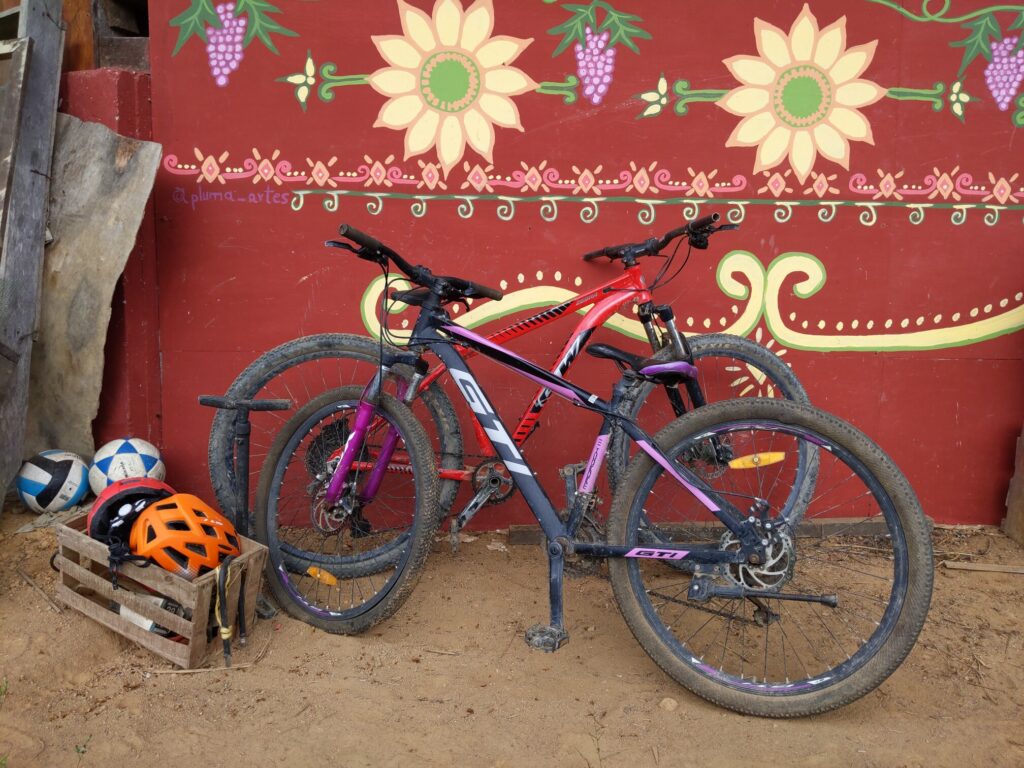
[1,505,1023,768]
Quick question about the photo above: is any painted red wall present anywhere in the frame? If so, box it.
[145,0,1024,525]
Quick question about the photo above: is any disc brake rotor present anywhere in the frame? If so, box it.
[720,530,795,590]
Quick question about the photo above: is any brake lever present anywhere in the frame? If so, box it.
[324,239,359,253]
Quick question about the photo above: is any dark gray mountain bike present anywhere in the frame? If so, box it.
[253,221,933,718]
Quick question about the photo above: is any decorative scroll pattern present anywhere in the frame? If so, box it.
[358,252,1024,352]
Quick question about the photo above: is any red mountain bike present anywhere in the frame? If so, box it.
[208,216,810,537]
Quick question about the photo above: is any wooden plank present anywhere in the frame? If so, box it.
[56,584,192,668]
[0,38,29,294]
[61,0,94,71]
[0,0,63,489]
[1002,429,1024,547]
[941,561,1024,574]
[55,555,194,637]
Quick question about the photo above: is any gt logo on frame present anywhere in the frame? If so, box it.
[449,369,530,477]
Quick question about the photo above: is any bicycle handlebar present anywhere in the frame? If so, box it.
[582,212,730,263]
[331,224,504,303]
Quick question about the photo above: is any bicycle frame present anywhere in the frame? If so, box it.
[407,263,656,479]
[327,297,765,637]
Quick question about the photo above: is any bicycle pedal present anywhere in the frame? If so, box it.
[525,624,569,652]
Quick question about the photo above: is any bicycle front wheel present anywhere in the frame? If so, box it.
[209,333,463,523]
[607,399,933,717]
[255,386,440,634]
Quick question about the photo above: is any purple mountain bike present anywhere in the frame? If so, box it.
[254,222,933,717]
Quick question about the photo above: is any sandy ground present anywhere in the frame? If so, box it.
[1,504,1023,768]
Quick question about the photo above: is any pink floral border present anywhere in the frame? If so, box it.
[163,148,1024,206]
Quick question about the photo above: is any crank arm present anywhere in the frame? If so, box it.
[449,482,498,552]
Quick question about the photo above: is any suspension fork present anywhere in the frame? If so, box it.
[324,354,427,505]
[640,303,705,417]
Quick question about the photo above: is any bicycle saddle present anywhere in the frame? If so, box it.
[586,343,697,383]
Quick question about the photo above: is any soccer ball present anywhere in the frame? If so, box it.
[15,450,90,514]
[89,438,166,494]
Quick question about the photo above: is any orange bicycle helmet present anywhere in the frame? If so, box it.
[130,494,241,580]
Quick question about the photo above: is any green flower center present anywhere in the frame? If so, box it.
[420,51,480,113]
[773,65,832,128]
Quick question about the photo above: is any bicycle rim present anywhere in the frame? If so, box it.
[611,406,930,710]
[262,394,421,619]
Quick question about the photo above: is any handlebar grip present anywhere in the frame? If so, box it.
[582,247,611,262]
[338,223,384,253]
[688,212,721,231]
[468,282,503,301]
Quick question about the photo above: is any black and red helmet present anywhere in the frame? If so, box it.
[87,477,175,543]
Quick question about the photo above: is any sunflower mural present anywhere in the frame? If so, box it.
[368,0,537,173]
[718,5,885,184]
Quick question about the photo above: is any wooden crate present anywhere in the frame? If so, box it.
[54,514,268,669]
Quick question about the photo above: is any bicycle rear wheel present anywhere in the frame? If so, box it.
[255,386,440,633]
[607,399,933,717]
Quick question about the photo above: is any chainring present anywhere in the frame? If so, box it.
[471,460,515,504]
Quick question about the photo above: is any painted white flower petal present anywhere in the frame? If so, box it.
[433,0,462,47]
[373,35,423,69]
[405,109,441,158]
[398,0,437,52]
[812,21,845,70]
[829,106,872,141]
[755,20,791,68]
[463,107,495,160]
[297,85,309,104]
[724,55,777,86]
[640,91,661,103]
[460,0,493,51]
[789,130,816,182]
[305,57,315,77]
[756,125,791,170]
[437,114,466,171]
[789,7,818,62]
[285,73,307,85]
[369,68,418,96]
[812,122,849,165]
[640,103,662,117]
[476,35,531,68]
[484,67,534,95]
[478,92,521,128]
[719,86,771,116]
[657,74,668,94]
[829,41,876,84]
[835,79,885,108]
[376,94,424,130]
[728,111,776,146]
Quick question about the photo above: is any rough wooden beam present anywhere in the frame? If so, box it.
[61,0,94,71]
[0,0,63,489]
[1002,426,1024,546]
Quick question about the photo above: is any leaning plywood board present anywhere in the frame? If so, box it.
[24,115,161,457]
[0,0,64,490]
[0,38,30,251]
[0,38,30,397]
